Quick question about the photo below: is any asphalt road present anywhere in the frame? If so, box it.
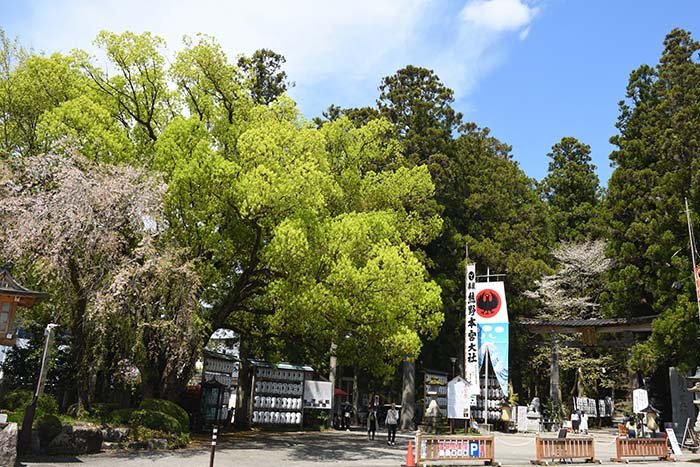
[18,429,700,467]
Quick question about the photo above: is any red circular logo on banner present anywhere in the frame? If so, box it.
[476,289,501,318]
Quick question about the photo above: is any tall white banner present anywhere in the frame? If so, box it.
[465,264,479,396]
[475,281,509,397]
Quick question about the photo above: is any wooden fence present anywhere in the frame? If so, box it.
[531,436,597,465]
[611,437,670,462]
[416,433,498,466]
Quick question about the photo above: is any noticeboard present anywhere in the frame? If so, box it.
[303,380,332,409]
[447,377,470,419]
[633,388,649,413]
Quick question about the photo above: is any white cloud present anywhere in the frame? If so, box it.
[9,0,540,116]
[519,26,531,40]
[461,0,538,32]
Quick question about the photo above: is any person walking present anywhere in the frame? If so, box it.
[367,405,378,440]
[386,403,399,446]
[343,403,352,431]
[571,409,581,433]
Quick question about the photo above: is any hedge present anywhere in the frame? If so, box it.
[108,408,135,425]
[128,409,182,434]
[139,399,189,433]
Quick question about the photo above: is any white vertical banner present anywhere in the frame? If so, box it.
[475,281,509,398]
[465,263,479,396]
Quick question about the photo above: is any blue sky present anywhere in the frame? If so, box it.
[1,0,699,186]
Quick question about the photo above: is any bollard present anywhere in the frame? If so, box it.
[209,425,218,467]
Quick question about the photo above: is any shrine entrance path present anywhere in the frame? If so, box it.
[19,429,700,466]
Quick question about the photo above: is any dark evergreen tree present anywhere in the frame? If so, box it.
[377,65,462,171]
[603,28,700,371]
[540,137,601,241]
[237,48,292,104]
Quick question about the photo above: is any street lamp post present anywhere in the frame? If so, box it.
[19,323,58,453]
[450,357,457,379]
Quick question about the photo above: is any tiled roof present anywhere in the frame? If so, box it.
[519,315,657,327]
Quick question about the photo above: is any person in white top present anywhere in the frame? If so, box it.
[385,403,399,446]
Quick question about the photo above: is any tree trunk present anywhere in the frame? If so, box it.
[233,341,253,430]
[401,359,415,431]
[352,369,359,424]
[68,261,92,412]
[72,307,92,412]
[329,342,337,417]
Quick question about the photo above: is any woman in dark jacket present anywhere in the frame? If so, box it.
[367,405,378,440]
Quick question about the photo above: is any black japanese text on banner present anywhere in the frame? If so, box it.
[465,263,479,396]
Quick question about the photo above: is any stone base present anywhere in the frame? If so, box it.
[526,418,542,432]
[46,423,103,455]
[0,423,18,467]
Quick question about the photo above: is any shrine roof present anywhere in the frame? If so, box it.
[518,315,656,333]
[0,265,47,299]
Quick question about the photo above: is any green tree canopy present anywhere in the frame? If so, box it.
[1,30,445,412]
[604,28,700,371]
[377,65,462,171]
[540,137,601,241]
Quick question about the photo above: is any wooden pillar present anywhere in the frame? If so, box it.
[550,334,561,404]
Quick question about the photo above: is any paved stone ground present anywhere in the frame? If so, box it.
[18,429,700,467]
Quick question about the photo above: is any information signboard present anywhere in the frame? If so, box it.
[633,388,649,413]
[303,380,332,409]
[448,376,470,419]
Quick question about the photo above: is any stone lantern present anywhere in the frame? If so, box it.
[689,381,700,433]
[0,264,47,346]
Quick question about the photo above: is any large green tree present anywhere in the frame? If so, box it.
[366,66,552,394]
[424,125,552,375]
[540,137,601,241]
[377,65,462,179]
[604,28,700,372]
[1,31,445,417]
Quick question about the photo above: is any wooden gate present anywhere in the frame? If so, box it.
[416,433,498,466]
[531,436,597,465]
[611,437,670,462]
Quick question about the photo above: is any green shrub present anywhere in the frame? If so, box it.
[131,426,191,449]
[139,399,189,433]
[91,402,119,422]
[66,402,89,419]
[129,409,181,434]
[108,408,135,426]
[35,414,62,445]
[1,390,58,416]
[5,411,22,424]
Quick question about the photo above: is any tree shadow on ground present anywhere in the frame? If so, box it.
[215,430,406,462]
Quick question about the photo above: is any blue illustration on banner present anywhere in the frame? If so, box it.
[477,323,509,397]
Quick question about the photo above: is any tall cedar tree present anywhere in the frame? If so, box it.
[377,66,462,191]
[540,137,601,242]
[372,66,551,391]
[604,28,700,372]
